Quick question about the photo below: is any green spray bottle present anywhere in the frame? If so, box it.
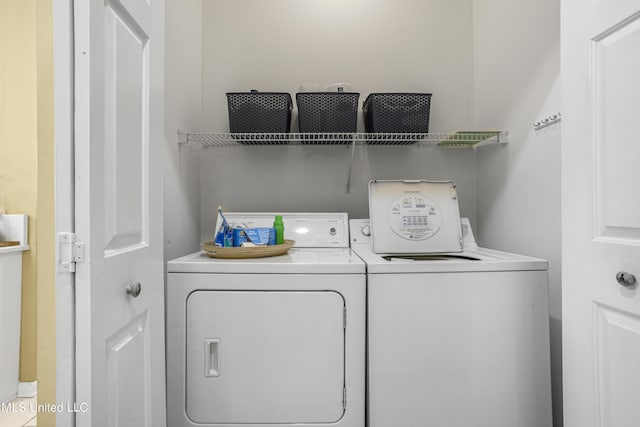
[273,215,284,245]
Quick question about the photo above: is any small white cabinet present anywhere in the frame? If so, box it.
[0,214,29,403]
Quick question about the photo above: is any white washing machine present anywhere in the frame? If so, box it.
[352,180,553,427]
[166,213,365,427]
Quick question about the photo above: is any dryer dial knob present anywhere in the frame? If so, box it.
[361,225,371,237]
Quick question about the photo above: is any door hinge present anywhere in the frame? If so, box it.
[343,306,347,330]
[57,232,84,273]
[343,386,347,409]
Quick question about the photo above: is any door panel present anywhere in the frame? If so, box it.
[106,311,151,427]
[594,304,640,426]
[592,13,640,243]
[103,1,149,254]
[186,291,346,424]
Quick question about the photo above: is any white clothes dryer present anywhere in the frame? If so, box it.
[167,213,365,427]
[350,218,553,427]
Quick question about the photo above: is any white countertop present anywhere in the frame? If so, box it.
[0,214,29,254]
[0,244,29,255]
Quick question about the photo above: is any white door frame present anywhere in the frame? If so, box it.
[53,0,76,425]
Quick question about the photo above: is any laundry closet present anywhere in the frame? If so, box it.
[160,0,562,426]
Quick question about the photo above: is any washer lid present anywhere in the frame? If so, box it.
[369,180,463,254]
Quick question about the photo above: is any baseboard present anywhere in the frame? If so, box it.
[17,381,37,398]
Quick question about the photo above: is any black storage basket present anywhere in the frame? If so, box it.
[296,92,360,143]
[226,92,292,143]
[363,93,432,141]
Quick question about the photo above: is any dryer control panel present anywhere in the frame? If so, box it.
[224,212,349,248]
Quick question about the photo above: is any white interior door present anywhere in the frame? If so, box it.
[562,1,640,426]
[74,0,165,426]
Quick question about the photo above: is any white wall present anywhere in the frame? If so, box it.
[472,0,562,425]
[202,0,474,133]
[199,0,479,237]
[164,0,203,261]
[199,146,478,241]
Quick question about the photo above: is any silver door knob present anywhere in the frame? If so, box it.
[126,282,142,297]
[616,272,636,288]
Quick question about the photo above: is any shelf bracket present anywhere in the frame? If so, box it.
[177,130,188,145]
[345,137,357,194]
[497,131,510,144]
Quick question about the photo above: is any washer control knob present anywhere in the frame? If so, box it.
[329,227,337,236]
[361,225,371,237]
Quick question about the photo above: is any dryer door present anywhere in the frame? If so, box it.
[186,290,346,424]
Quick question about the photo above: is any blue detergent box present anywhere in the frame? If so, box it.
[233,227,276,246]
[215,226,233,247]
